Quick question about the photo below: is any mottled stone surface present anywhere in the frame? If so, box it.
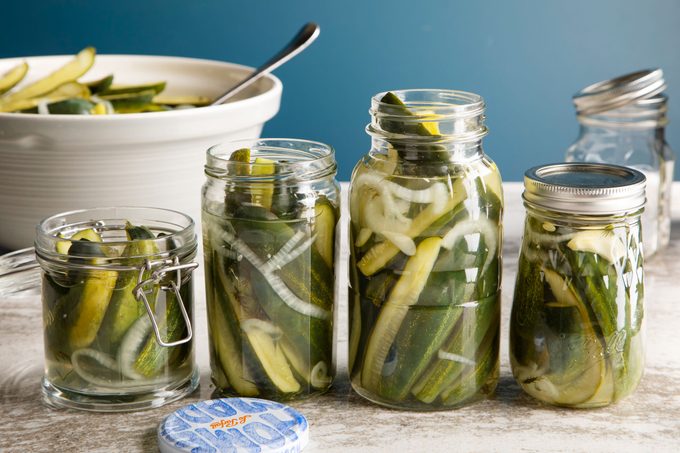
[1,183,679,452]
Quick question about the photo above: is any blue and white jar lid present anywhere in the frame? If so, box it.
[158,397,309,453]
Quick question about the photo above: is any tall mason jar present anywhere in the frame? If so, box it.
[511,163,646,408]
[566,69,674,257]
[35,207,199,411]
[202,139,339,401]
[349,89,503,410]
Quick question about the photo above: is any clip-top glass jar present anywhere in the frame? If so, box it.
[348,89,503,410]
[511,163,646,408]
[566,69,674,257]
[202,138,339,400]
[35,207,199,411]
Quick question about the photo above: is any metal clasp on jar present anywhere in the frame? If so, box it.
[132,257,198,347]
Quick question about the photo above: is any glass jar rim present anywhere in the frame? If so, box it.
[205,138,337,181]
[576,94,668,129]
[371,89,485,118]
[35,206,197,263]
[573,68,666,115]
[368,89,489,144]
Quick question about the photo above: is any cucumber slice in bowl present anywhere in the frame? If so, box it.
[0,47,95,103]
[0,61,28,95]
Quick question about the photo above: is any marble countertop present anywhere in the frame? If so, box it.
[1,182,680,452]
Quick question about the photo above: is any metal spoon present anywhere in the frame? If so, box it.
[211,22,320,106]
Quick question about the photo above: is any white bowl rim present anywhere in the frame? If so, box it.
[0,54,282,121]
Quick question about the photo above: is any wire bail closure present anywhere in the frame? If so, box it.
[133,257,198,347]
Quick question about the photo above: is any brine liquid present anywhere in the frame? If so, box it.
[42,270,195,400]
[202,210,335,400]
[510,216,644,408]
[348,158,503,410]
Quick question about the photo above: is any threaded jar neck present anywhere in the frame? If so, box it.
[577,95,668,130]
[205,138,337,183]
[368,89,488,142]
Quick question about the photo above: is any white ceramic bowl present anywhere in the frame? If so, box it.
[0,54,282,250]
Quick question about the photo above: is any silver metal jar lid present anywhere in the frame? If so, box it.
[524,163,646,215]
[573,69,666,115]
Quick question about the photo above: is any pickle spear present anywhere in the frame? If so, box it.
[361,237,442,392]
[67,229,118,350]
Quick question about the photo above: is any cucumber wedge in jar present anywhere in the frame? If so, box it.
[65,229,118,351]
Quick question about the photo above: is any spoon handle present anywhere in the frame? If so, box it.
[211,22,320,106]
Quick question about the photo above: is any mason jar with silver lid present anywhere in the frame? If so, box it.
[566,68,674,257]
[510,163,645,408]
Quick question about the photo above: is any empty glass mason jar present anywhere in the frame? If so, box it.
[35,207,199,411]
[511,163,646,408]
[349,89,503,410]
[566,69,674,257]
[202,139,339,401]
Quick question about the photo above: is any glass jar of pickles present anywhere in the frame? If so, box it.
[348,89,503,410]
[566,69,674,257]
[202,139,339,400]
[510,163,646,408]
[35,207,199,411]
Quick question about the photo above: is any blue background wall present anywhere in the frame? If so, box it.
[1,0,679,181]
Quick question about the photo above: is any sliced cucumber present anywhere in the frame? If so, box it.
[243,325,301,394]
[229,148,251,176]
[67,229,118,350]
[153,94,211,106]
[85,74,114,94]
[523,268,606,406]
[251,157,275,209]
[43,98,95,115]
[412,291,499,403]
[100,90,156,113]
[0,61,28,95]
[567,229,625,263]
[209,279,260,396]
[0,81,90,112]
[360,237,442,392]
[96,223,157,350]
[215,257,301,395]
[357,181,465,276]
[2,47,95,102]
[100,81,166,96]
[313,198,337,267]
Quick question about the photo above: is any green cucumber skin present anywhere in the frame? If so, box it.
[204,193,337,398]
[94,224,159,352]
[378,221,496,402]
[377,92,450,170]
[377,271,466,401]
[206,253,273,396]
[441,320,500,406]
[21,98,95,114]
[85,74,114,94]
[43,225,194,390]
[349,165,502,408]
[510,217,644,407]
[412,291,500,404]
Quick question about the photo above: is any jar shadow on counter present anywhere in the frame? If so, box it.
[0,359,44,405]
[291,372,539,413]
